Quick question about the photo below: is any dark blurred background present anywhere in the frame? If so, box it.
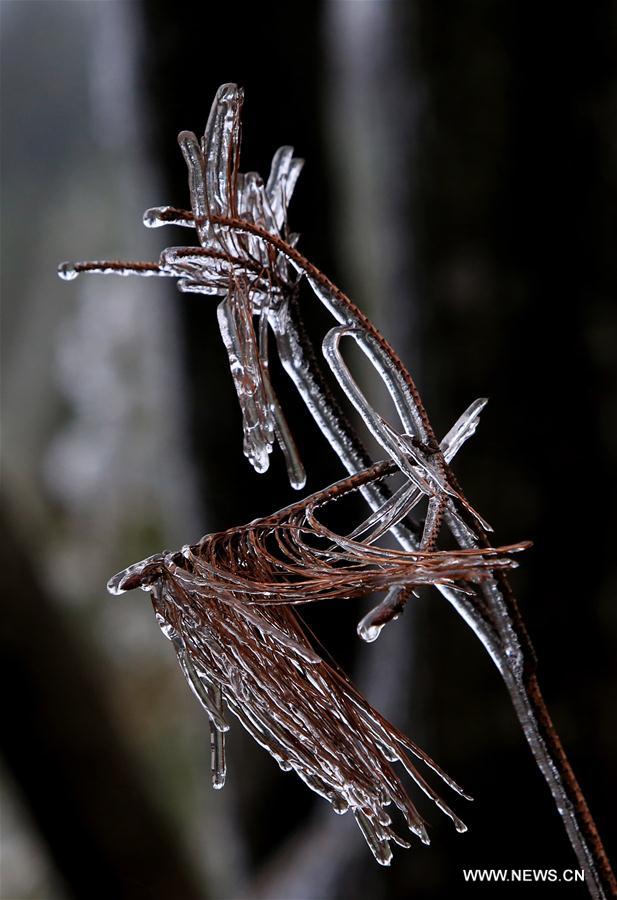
[1,2,616,898]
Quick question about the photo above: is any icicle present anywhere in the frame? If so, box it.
[177,130,208,221]
[262,371,306,489]
[353,810,393,866]
[178,651,230,733]
[210,684,227,789]
[216,293,274,475]
[265,146,304,232]
[201,83,243,219]
[441,397,488,460]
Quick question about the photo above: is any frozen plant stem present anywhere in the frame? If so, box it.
[59,84,614,896]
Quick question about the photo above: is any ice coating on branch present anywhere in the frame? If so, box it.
[108,467,525,862]
[58,83,305,489]
[56,260,166,279]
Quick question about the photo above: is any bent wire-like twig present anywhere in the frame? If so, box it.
[59,83,615,896]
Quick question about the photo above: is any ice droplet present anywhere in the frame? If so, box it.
[332,794,350,815]
[357,616,384,643]
[143,207,164,228]
[57,261,78,281]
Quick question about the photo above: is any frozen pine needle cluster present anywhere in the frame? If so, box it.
[109,462,525,862]
[60,85,615,894]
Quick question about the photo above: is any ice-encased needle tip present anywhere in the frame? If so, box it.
[143,208,163,228]
[57,261,78,281]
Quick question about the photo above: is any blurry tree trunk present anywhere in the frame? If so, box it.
[411,0,617,889]
[0,508,206,900]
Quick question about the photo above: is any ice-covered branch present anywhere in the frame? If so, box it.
[58,82,615,898]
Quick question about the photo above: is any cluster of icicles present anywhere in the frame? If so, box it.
[109,462,525,864]
[61,84,529,866]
